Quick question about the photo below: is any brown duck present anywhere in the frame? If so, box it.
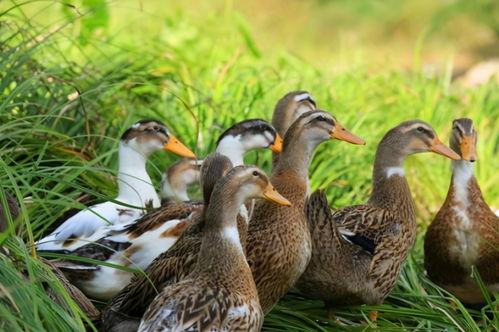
[102,153,242,331]
[296,120,461,320]
[271,90,317,166]
[424,118,498,304]
[138,165,291,332]
[246,110,365,314]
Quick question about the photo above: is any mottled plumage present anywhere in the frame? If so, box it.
[138,166,290,331]
[246,110,365,314]
[425,118,499,304]
[297,120,461,308]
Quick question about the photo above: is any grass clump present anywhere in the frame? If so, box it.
[0,1,498,331]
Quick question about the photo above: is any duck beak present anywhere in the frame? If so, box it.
[163,135,196,158]
[262,184,292,206]
[460,136,477,162]
[429,137,461,160]
[269,133,283,153]
[331,122,365,145]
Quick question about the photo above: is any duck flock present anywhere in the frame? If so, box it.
[5,91,497,331]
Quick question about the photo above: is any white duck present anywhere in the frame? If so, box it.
[36,119,195,252]
[51,119,282,300]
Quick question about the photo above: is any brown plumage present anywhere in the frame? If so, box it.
[0,191,20,232]
[138,165,291,332]
[246,110,365,314]
[271,90,316,166]
[424,118,499,304]
[160,158,202,204]
[102,153,239,331]
[297,120,461,307]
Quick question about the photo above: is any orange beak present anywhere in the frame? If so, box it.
[163,135,196,158]
[429,137,461,160]
[460,136,477,162]
[331,121,366,145]
[269,133,283,153]
[262,183,292,206]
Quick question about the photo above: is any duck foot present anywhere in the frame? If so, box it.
[368,310,378,322]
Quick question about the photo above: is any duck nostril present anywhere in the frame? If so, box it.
[470,159,476,163]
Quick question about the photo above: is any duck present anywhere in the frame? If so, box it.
[295,120,461,321]
[271,90,317,166]
[35,119,195,252]
[246,110,365,314]
[160,158,203,204]
[424,118,498,305]
[102,152,237,331]
[138,165,291,332]
[53,119,282,300]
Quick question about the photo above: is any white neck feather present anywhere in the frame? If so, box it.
[116,142,160,208]
[221,225,242,250]
[216,136,245,166]
[385,167,406,178]
[452,160,474,205]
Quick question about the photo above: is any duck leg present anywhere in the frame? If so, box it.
[368,310,378,322]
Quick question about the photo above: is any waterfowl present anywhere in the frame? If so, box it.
[246,110,365,314]
[424,118,498,305]
[160,158,203,203]
[271,90,317,166]
[35,119,195,252]
[54,119,282,300]
[138,165,291,332]
[296,120,461,320]
[102,153,238,331]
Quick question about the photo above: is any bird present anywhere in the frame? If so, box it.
[246,110,365,314]
[35,119,195,252]
[296,120,461,321]
[137,165,291,332]
[271,90,317,166]
[102,152,236,331]
[160,158,203,204]
[50,119,282,300]
[424,118,498,305]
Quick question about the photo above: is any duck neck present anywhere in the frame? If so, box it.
[116,143,160,208]
[160,178,188,202]
[369,143,415,222]
[274,136,316,183]
[215,137,245,166]
[449,160,485,209]
[194,186,248,280]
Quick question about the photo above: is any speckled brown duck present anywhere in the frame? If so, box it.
[102,153,242,331]
[137,165,291,332]
[424,118,498,305]
[246,110,365,314]
[296,120,461,320]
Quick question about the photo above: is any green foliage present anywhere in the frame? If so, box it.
[0,0,497,331]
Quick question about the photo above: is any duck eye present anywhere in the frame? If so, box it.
[416,126,425,133]
[252,171,259,177]
[153,126,161,132]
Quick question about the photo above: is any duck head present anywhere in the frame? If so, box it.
[450,118,478,162]
[215,119,282,165]
[121,119,195,158]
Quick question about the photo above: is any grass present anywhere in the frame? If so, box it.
[1,0,498,331]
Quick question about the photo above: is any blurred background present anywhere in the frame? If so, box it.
[6,0,499,76]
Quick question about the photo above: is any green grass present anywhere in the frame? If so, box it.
[1,1,498,331]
